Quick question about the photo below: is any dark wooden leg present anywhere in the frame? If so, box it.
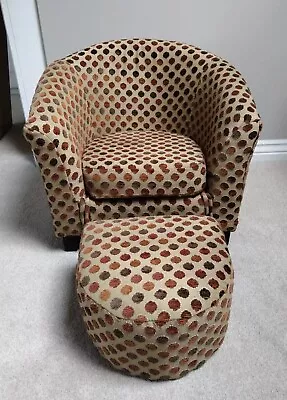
[224,231,231,245]
[63,236,81,251]
[0,6,12,138]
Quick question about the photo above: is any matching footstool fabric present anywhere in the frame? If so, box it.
[76,215,234,380]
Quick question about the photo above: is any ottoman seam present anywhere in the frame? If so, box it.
[78,281,230,324]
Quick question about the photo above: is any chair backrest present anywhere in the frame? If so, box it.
[64,39,206,137]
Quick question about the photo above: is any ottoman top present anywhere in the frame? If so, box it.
[77,216,233,323]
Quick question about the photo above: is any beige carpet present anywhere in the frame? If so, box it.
[0,127,286,400]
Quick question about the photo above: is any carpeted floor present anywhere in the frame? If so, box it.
[1,126,286,400]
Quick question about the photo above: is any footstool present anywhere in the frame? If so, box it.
[76,215,234,380]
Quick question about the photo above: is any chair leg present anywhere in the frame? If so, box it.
[63,236,81,251]
[224,232,231,245]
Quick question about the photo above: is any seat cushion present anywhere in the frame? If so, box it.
[82,130,206,200]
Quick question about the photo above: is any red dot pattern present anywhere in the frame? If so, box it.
[76,214,234,380]
[23,38,262,237]
[82,130,206,200]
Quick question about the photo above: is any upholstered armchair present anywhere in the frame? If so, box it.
[23,39,262,250]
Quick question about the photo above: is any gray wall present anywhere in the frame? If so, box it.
[37,0,287,140]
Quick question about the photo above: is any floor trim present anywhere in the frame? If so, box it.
[254,139,287,161]
[10,87,24,124]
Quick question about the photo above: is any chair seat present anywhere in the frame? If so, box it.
[82,130,206,200]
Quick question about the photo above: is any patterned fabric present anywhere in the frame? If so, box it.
[76,215,234,380]
[190,79,262,231]
[85,192,213,222]
[24,39,262,237]
[83,130,206,199]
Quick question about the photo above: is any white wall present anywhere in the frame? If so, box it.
[8,43,24,124]
[2,0,46,119]
[37,0,287,139]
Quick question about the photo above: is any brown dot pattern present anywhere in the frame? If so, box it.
[23,38,262,237]
[77,215,232,321]
[76,215,234,380]
[82,130,206,200]
[84,192,213,223]
[23,59,91,237]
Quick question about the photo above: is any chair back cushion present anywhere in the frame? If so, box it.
[66,39,203,137]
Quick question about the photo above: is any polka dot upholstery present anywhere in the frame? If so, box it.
[76,215,234,380]
[23,38,262,237]
[83,130,206,200]
[84,192,213,223]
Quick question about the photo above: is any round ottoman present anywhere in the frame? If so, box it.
[76,215,234,380]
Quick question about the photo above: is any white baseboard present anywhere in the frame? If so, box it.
[254,139,287,161]
[10,87,25,124]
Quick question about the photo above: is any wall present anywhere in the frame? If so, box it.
[37,0,287,140]
[8,43,24,124]
[2,0,46,119]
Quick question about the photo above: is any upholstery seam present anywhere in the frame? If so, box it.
[77,281,230,324]
[24,60,91,206]
[242,119,262,184]
[85,191,206,203]
[24,126,83,203]
[223,118,262,152]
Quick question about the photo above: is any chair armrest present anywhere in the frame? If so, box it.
[191,58,263,232]
[23,60,92,237]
